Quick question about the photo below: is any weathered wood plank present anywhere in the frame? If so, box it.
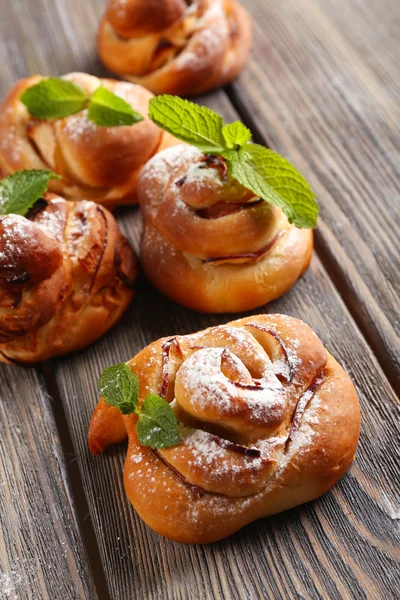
[0,365,97,600]
[227,0,400,387]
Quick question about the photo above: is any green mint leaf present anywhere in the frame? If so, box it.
[0,170,61,216]
[224,144,319,228]
[87,86,144,127]
[98,363,139,415]
[148,95,226,154]
[222,121,252,149]
[20,78,88,119]
[136,394,179,449]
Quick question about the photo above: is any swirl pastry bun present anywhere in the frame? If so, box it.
[89,314,360,544]
[138,145,313,313]
[97,0,252,95]
[0,73,178,208]
[0,192,136,364]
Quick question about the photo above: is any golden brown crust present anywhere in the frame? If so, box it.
[138,145,313,313]
[97,0,252,95]
[0,73,178,208]
[0,192,137,364]
[88,314,360,544]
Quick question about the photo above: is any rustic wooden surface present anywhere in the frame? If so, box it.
[0,365,97,600]
[0,0,399,599]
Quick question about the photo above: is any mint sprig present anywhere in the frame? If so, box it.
[222,122,252,149]
[20,79,88,119]
[148,95,226,155]
[136,394,180,449]
[99,363,140,415]
[226,145,319,228]
[20,79,144,128]
[87,86,143,126]
[148,95,318,228]
[0,170,61,217]
[98,363,179,449]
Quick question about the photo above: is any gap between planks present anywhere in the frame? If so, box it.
[225,83,400,398]
[40,362,112,600]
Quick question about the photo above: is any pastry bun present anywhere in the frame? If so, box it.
[138,145,313,313]
[89,314,360,544]
[97,0,252,95]
[0,73,178,208]
[0,192,137,364]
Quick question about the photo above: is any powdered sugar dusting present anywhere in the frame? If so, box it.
[177,346,284,424]
[63,109,99,141]
[0,123,23,162]
[35,201,66,238]
[184,161,223,189]
[176,2,227,71]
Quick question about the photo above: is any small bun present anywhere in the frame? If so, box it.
[138,145,313,313]
[0,192,137,363]
[0,73,178,208]
[97,0,252,95]
[88,314,360,544]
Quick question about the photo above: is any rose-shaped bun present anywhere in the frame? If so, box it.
[0,193,137,364]
[97,0,252,95]
[0,73,178,208]
[89,314,360,544]
[137,145,313,313]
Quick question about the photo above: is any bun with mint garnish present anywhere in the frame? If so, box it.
[137,95,318,313]
[97,0,252,96]
[0,170,137,364]
[88,314,360,544]
[0,73,179,209]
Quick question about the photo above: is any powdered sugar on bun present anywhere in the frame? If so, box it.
[97,0,252,96]
[89,314,360,543]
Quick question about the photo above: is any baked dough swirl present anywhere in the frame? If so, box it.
[138,145,313,312]
[97,0,252,95]
[0,193,136,364]
[89,314,360,544]
[0,73,177,208]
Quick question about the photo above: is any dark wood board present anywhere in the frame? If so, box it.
[227,0,400,388]
[0,0,399,599]
[0,365,97,600]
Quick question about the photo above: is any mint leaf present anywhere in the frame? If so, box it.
[20,78,88,119]
[87,86,143,127]
[98,363,139,415]
[148,95,226,154]
[224,144,319,228]
[148,95,317,228]
[0,170,61,216]
[222,121,252,149]
[137,394,179,449]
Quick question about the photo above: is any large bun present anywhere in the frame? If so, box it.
[88,314,360,544]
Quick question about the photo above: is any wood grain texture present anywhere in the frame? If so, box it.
[0,365,97,600]
[0,0,399,599]
[227,0,400,387]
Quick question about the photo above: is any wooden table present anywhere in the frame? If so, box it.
[0,1,399,598]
